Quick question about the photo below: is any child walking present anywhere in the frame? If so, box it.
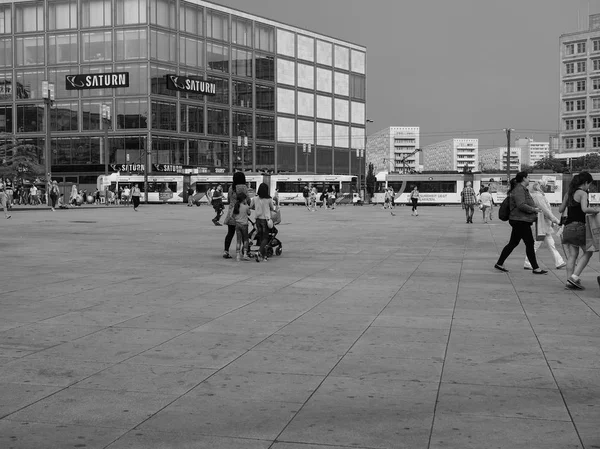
[233,191,252,261]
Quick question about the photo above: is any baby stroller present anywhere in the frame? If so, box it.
[248,208,283,259]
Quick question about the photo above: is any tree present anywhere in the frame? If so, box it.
[0,135,46,185]
[366,162,376,196]
[572,152,600,172]
[533,157,569,173]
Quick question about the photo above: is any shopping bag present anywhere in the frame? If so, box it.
[585,214,600,252]
[535,212,546,241]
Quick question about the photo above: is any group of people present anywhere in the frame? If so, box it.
[302,184,338,211]
[221,172,277,262]
[494,170,600,290]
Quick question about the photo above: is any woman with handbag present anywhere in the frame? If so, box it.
[222,172,249,259]
[523,180,565,270]
[494,171,547,274]
[252,182,275,262]
[560,171,600,290]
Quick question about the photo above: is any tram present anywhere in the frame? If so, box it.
[269,174,357,205]
[373,172,564,206]
[97,173,185,203]
[189,173,265,204]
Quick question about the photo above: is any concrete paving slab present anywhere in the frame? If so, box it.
[0,323,105,351]
[105,430,271,449]
[0,357,109,387]
[0,382,62,418]
[0,420,127,449]
[8,388,177,429]
[227,348,345,375]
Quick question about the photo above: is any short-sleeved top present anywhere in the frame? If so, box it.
[302,186,309,197]
[234,203,250,226]
[462,187,477,205]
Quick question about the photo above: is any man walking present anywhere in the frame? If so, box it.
[302,184,310,210]
[0,186,11,219]
[461,181,477,224]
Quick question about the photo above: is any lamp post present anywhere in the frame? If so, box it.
[101,105,111,206]
[363,119,373,198]
[42,80,54,204]
[237,130,248,172]
[357,148,364,198]
[302,143,312,172]
[503,128,514,183]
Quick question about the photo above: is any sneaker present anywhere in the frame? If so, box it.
[567,277,584,290]
[555,262,567,269]
[523,266,532,270]
[222,251,232,259]
[494,264,509,273]
[532,269,548,275]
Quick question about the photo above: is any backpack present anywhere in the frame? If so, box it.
[498,195,511,221]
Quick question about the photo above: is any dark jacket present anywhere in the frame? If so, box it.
[509,184,537,223]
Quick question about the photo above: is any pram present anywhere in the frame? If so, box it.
[248,209,283,258]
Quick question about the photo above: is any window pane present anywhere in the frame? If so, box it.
[233,111,252,138]
[116,29,147,60]
[0,71,12,101]
[232,17,251,47]
[151,100,176,130]
[79,65,112,98]
[255,24,274,52]
[256,114,274,140]
[207,42,229,73]
[52,102,78,132]
[116,63,147,95]
[256,84,274,111]
[49,67,79,99]
[116,98,148,129]
[0,38,11,68]
[256,144,274,170]
[150,65,176,96]
[180,104,203,133]
[16,4,44,32]
[0,7,12,34]
[82,0,112,28]
[207,107,229,136]
[0,105,13,133]
[82,31,112,62]
[116,0,147,25]
[180,37,203,67]
[16,36,45,66]
[207,10,229,42]
[232,80,252,108]
[15,70,44,100]
[231,48,252,77]
[150,30,176,63]
[49,34,78,64]
[17,104,44,132]
[82,101,111,130]
[49,1,77,30]
[150,0,175,28]
[180,3,203,36]
[255,53,274,81]
[207,75,229,105]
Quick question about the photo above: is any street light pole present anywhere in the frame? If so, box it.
[504,128,514,183]
[42,81,54,204]
[357,148,364,198]
[302,143,311,172]
[237,130,247,172]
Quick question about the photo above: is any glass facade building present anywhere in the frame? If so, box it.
[0,0,367,184]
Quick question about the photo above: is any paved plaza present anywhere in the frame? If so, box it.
[0,203,599,449]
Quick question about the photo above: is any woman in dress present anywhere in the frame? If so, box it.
[130,183,141,211]
[222,172,249,259]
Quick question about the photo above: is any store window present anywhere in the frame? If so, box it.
[0,7,11,34]
[49,0,77,30]
[151,100,176,130]
[207,75,229,105]
[180,3,203,36]
[49,34,78,64]
[116,98,148,129]
[82,31,112,62]
[16,104,44,132]
[0,105,12,132]
[116,28,147,60]
[116,0,147,25]
[255,53,274,81]
[256,84,274,111]
[232,17,252,47]
[207,42,229,73]
[150,30,176,63]
[256,114,274,140]
[180,104,203,133]
[52,102,78,132]
[16,4,44,33]
[207,107,229,136]
[109,136,145,165]
[152,136,185,165]
[16,36,45,66]
[150,0,175,29]
[206,10,229,42]
[82,101,111,130]
[82,0,112,28]
[15,70,44,100]
[0,38,11,68]
[180,37,203,68]
[232,80,252,108]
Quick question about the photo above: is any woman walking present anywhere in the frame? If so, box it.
[253,182,275,262]
[131,183,141,211]
[222,172,249,259]
[494,171,547,274]
[49,180,60,211]
[479,186,492,223]
[523,180,565,270]
[560,172,600,290]
[233,191,252,261]
[409,185,419,216]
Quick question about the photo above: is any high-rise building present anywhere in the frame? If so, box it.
[515,138,549,166]
[479,146,522,172]
[0,0,367,187]
[366,126,420,173]
[422,138,478,172]
[559,13,600,154]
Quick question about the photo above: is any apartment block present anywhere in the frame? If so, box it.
[479,147,522,172]
[366,126,420,173]
[422,138,478,172]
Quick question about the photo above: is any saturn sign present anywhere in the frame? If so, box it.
[65,72,130,90]
[165,75,216,95]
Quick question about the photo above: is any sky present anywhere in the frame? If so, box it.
[216,0,598,151]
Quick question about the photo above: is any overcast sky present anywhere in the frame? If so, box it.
[216,0,598,150]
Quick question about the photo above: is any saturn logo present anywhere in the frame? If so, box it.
[66,75,85,88]
[169,76,185,90]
